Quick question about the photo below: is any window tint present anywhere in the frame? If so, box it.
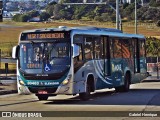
[121,39,131,58]
[110,38,122,58]
[57,43,69,57]
[139,39,145,57]
[94,37,101,59]
[73,35,83,61]
[84,37,94,60]
[110,38,132,59]
[74,35,109,60]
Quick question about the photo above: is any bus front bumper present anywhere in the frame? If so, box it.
[23,82,75,95]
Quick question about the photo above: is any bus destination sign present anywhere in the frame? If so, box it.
[21,32,70,40]
[27,33,64,40]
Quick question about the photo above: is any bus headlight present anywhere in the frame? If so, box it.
[62,74,72,85]
[62,79,69,85]
[19,80,25,86]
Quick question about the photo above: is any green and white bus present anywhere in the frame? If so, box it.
[12,26,147,100]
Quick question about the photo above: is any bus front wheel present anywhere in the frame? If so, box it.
[37,95,48,101]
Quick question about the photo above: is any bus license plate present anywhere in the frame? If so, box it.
[38,90,48,94]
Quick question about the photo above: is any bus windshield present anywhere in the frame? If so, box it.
[19,42,70,74]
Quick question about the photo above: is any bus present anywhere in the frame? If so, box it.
[12,26,147,101]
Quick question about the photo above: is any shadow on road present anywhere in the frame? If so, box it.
[44,89,160,106]
[142,80,160,82]
[0,100,38,107]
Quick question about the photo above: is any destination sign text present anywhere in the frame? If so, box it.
[27,33,65,40]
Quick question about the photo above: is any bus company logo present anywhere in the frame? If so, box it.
[114,64,122,71]
[2,112,11,117]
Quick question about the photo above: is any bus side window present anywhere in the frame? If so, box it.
[76,44,83,61]
[94,37,101,59]
[84,37,94,60]
[139,39,145,57]
[121,39,131,58]
[73,35,83,61]
[113,39,122,58]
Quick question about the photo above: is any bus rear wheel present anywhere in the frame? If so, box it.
[37,95,48,101]
[79,83,91,101]
[115,73,130,92]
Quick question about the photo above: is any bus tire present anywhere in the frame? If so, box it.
[37,95,48,101]
[115,73,130,92]
[79,82,91,101]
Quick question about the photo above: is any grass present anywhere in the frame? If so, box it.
[0,20,159,41]
[0,20,159,58]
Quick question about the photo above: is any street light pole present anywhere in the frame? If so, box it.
[116,0,120,30]
[135,0,137,34]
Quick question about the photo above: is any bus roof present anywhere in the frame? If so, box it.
[21,26,145,39]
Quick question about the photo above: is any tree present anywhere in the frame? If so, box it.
[28,10,39,18]
[86,11,95,20]
[94,16,103,22]
[40,12,50,21]
[156,20,160,27]
[94,5,106,16]
[101,13,111,22]
[20,14,30,22]
[72,5,88,20]
[53,4,64,19]
[12,14,30,22]
[46,4,55,16]
[149,0,160,7]
[146,37,160,57]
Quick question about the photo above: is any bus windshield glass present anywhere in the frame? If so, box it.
[19,42,70,74]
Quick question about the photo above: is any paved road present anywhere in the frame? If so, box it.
[0,81,160,119]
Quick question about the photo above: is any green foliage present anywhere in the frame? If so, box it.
[28,10,40,18]
[122,3,129,9]
[137,7,160,21]
[20,14,30,22]
[86,11,95,20]
[156,20,160,27]
[94,16,103,22]
[94,5,104,16]
[53,4,64,19]
[12,14,30,22]
[146,37,160,57]
[149,0,160,7]
[73,5,88,20]
[12,14,21,22]
[40,12,50,21]
[46,4,54,16]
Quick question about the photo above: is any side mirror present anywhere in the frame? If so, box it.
[12,45,20,59]
[73,44,80,58]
